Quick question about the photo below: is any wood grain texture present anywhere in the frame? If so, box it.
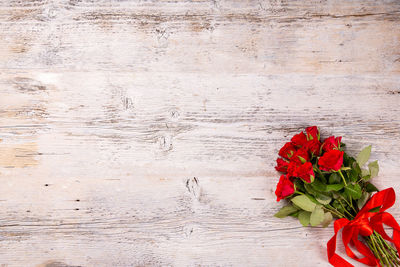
[0,0,399,266]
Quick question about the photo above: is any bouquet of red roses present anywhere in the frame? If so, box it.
[274,126,400,267]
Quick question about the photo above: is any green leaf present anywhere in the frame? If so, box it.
[368,161,379,179]
[274,205,299,218]
[363,175,371,181]
[366,182,379,193]
[291,203,302,210]
[291,195,317,212]
[329,173,341,184]
[294,179,305,193]
[321,212,333,227]
[348,168,359,182]
[345,183,362,200]
[351,162,362,181]
[313,164,327,183]
[298,211,311,226]
[361,168,370,177]
[316,193,332,205]
[332,200,345,214]
[307,194,320,205]
[361,168,371,181]
[326,184,344,191]
[369,206,381,213]
[310,205,324,226]
[298,156,307,164]
[304,183,317,196]
[356,145,371,166]
[319,173,327,184]
[332,200,340,209]
[311,180,327,192]
[343,152,352,166]
[357,192,370,209]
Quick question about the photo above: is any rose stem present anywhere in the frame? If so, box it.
[367,236,385,266]
[376,233,400,265]
[338,170,347,186]
[372,234,392,266]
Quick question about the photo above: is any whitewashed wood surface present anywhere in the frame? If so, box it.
[0,0,399,266]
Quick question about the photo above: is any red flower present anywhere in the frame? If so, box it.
[291,132,307,147]
[279,142,296,159]
[305,139,321,156]
[287,161,314,183]
[287,161,297,178]
[296,162,315,183]
[275,158,289,172]
[275,175,295,201]
[322,136,342,152]
[290,147,310,164]
[306,126,319,141]
[318,150,344,171]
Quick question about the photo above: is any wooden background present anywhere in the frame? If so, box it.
[0,0,399,266]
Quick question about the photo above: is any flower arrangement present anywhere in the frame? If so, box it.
[274,126,400,266]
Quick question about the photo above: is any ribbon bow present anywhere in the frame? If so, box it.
[327,187,400,267]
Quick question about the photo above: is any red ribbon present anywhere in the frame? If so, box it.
[327,187,400,267]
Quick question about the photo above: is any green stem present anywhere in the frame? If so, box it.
[337,199,354,219]
[369,233,400,267]
[337,170,358,216]
[373,234,391,266]
[323,205,346,219]
[339,194,358,214]
[368,235,385,266]
[338,170,347,186]
[376,233,400,265]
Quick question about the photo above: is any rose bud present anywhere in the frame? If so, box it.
[322,136,342,152]
[296,162,315,183]
[279,142,296,159]
[290,147,310,164]
[275,175,295,201]
[287,161,314,183]
[306,126,320,141]
[305,139,321,156]
[291,132,308,147]
[275,158,289,173]
[318,150,344,171]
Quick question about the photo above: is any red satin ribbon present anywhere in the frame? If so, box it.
[327,187,400,267]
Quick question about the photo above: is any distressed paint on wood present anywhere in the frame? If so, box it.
[0,0,399,266]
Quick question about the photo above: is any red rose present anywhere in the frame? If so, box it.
[275,175,295,201]
[287,161,297,178]
[306,126,319,141]
[305,139,321,156]
[287,161,314,183]
[275,158,289,172]
[296,162,315,183]
[279,142,296,159]
[290,147,310,164]
[318,150,344,171]
[291,132,307,147]
[322,136,342,152]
